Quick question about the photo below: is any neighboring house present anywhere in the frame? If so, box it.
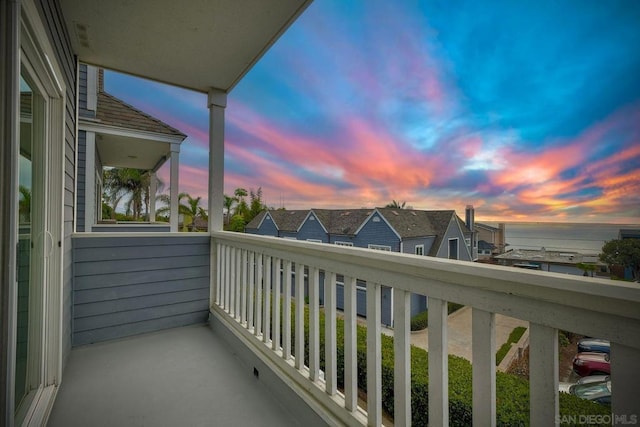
[77,64,187,232]
[494,249,609,277]
[475,222,506,256]
[619,229,640,240]
[477,240,497,259]
[246,206,477,325]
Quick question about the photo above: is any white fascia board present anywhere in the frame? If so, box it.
[78,120,185,145]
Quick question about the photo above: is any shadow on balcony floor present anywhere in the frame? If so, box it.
[48,323,301,427]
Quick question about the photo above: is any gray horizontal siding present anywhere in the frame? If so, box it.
[72,235,210,345]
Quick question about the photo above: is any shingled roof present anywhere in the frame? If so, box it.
[313,209,374,236]
[245,210,308,232]
[96,91,186,139]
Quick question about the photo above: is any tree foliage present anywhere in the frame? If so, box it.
[223,186,267,232]
[600,239,640,281]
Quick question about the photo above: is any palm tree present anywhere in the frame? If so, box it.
[18,185,31,224]
[385,200,406,209]
[157,192,207,231]
[224,194,236,225]
[103,168,151,220]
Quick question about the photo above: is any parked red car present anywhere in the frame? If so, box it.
[573,352,610,377]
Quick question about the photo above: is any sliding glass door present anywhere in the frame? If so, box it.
[15,71,47,424]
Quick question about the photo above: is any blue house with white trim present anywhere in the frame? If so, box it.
[246,206,477,326]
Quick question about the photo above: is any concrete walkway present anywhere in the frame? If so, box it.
[407,306,529,362]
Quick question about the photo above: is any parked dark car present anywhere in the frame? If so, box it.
[573,352,610,377]
[577,338,610,354]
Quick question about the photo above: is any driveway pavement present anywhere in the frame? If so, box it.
[383,306,529,363]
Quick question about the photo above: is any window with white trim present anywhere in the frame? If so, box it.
[368,244,391,251]
[415,245,424,256]
[335,241,353,247]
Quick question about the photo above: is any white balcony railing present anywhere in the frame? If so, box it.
[210,231,640,426]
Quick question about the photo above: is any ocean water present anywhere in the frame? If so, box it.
[483,222,640,254]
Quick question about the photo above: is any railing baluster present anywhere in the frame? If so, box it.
[325,271,337,396]
[224,245,231,312]
[529,323,558,427]
[240,249,247,324]
[263,255,272,345]
[273,258,281,351]
[344,275,357,412]
[283,259,292,360]
[295,263,305,371]
[472,308,496,427]
[428,297,448,426]
[215,242,221,305]
[394,288,411,426]
[248,251,255,332]
[309,266,320,381]
[255,253,263,338]
[229,248,238,318]
[366,282,382,426]
[235,248,242,320]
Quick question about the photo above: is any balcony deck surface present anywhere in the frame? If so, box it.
[48,323,301,427]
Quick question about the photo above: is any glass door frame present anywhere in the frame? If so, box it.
[11,0,66,425]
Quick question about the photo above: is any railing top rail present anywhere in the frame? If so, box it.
[212,231,640,347]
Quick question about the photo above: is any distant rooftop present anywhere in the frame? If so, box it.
[495,249,605,266]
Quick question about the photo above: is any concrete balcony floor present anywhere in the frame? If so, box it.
[48,323,303,427]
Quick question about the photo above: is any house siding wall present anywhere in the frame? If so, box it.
[436,219,473,261]
[402,236,435,255]
[353,214,400,251]
[72,235,210,346]
[76,130,86,232]
[248,215,278,237]
[297,217,327,242]
[35,0,77,367]
[78,63,93,118]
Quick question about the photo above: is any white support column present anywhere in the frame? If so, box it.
[169,144,180,232]
[428,297,448,426]
[611,343,640,426]
[529,323,558,427]
[394,289,411,426]
[472,308,496,427]
[366,282,382,426]
[149,172,157,222]
[344,276,357,412]
[84,132,96,232]
[207,88,227,232]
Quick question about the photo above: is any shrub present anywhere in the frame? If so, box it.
[288,303,609,425]
[410,310,429,331]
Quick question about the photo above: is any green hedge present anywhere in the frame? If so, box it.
[286,304,609,426]
[496,326,527,365]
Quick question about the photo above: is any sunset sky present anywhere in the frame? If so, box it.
[105,0,640,223]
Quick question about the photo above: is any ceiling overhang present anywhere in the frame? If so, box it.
[60,0,312,93]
